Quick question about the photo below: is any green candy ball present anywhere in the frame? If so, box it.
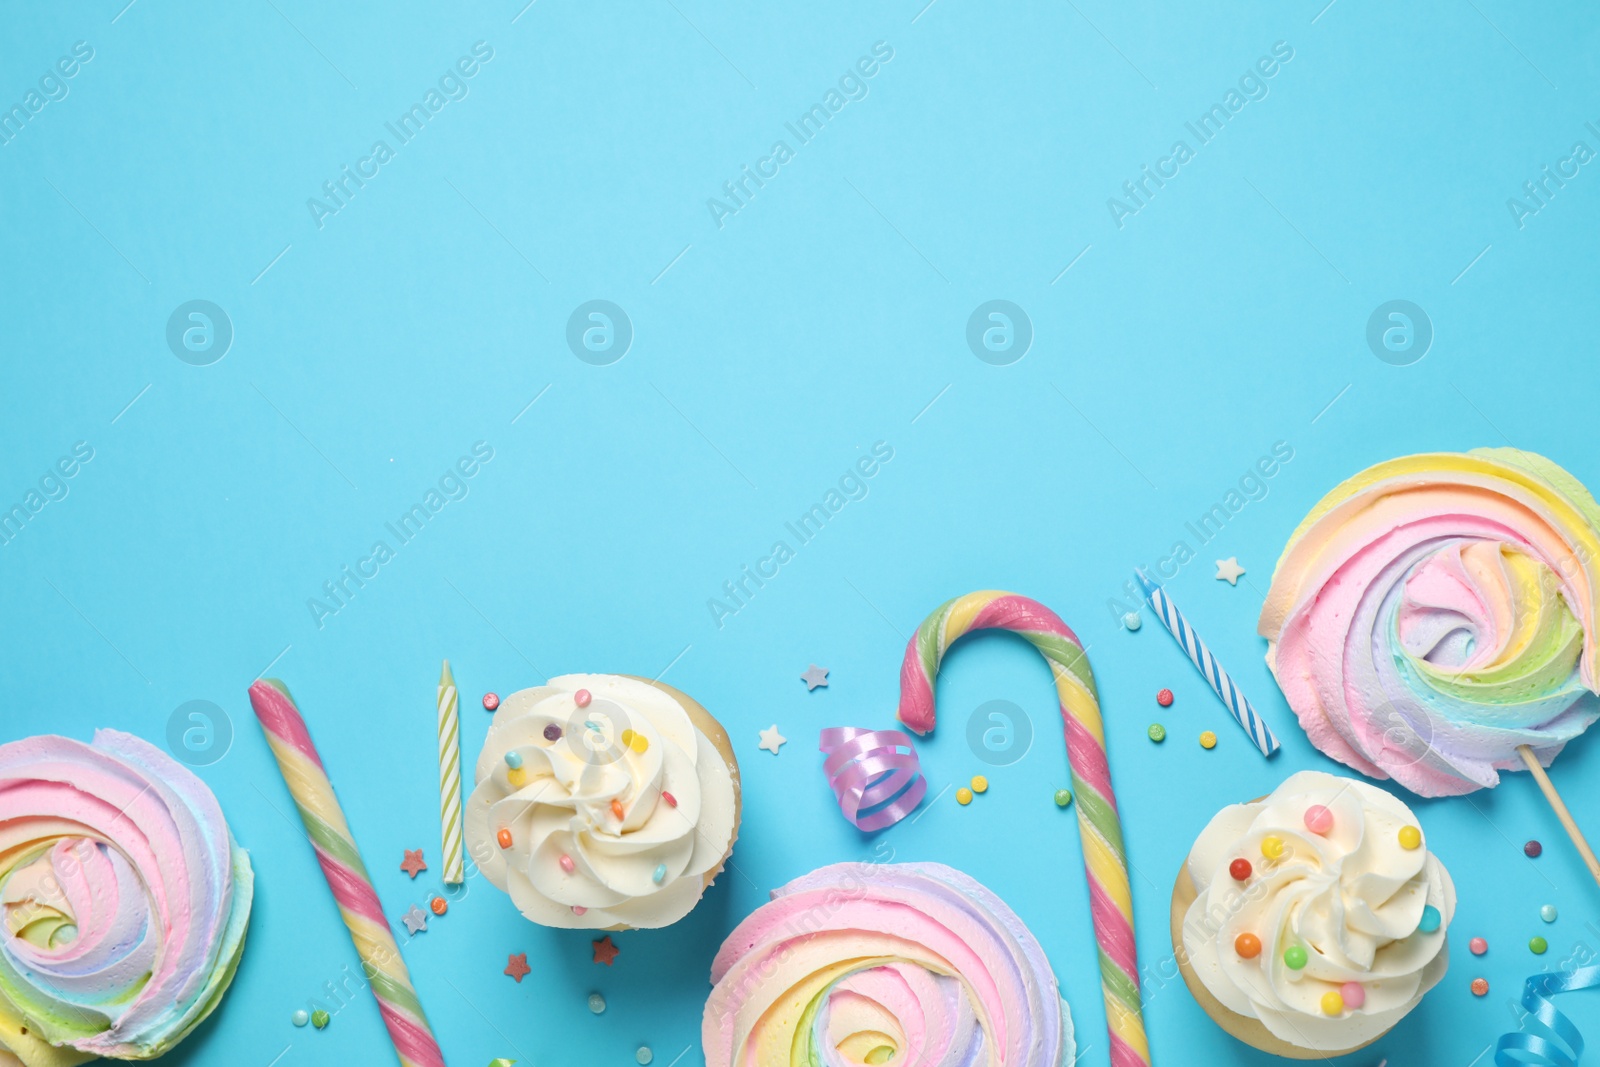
[311,1010,331,1030]
[1054,789,1073,808]
[1283,945,1309,970]
[1147,724,1167,743]
[1530,937,1549,955]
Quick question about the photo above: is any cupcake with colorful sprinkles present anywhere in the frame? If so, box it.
[464,674,740,930]
[1171,771,1454,1057]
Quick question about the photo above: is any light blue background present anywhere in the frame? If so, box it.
[3,1,1598,1064]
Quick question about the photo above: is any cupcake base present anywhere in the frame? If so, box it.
[1169,863,1383,1060]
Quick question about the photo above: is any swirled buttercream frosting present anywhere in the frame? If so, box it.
[704,862,1074,1067]
[464,674,739,929]
[0,730,253,1065]
[1179,771,1453,1051]
[1259,448,1600,796]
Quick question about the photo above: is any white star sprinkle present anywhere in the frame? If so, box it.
[1215,557,1246,585]
[758,724,787,754]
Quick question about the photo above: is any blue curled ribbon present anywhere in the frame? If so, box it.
[1497,965,1600,1066]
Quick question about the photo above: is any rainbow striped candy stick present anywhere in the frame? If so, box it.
[897,592,1151,1067]
[250,679,447,1067]
[1135,571,1280,758]
[437,660,465,885]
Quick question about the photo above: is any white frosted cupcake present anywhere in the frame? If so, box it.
[1171,771,1454,1057]
[464,674,740,930]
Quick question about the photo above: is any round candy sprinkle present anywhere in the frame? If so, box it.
[1398,825,1422,850]
[661,791,678,808]
[1261,836,1285,860]
[1156,688,1174,707]
[1470,937,1488,955]
[430,897,448,916]
[1320,991,1344,1016]
[482,692,500,711]
[970,775,989,794]
[1471,977,1489,997]
[637,1048,654,1065]
[610,799,625,821]
[1340,982,1365,1009]
[1123,612,1143,631]
[1283,945,1308,970]
[956,788,973,806]
[574,689,592,708]
[1303,805,1334,835]
[497,828,513,849]
[1234,933,1261,959]
[652,864,667,885]
[1054,789,1073,808]
[630,732,649,754]
[588,993,606,1014]
[1199,731,1217,750]
[572,905,587,915]
[292,1010,310,1027]
[1530,937,1549,955]
[507,766,528,789]
[1229,858,1252,882]
[312,1010,331,1030]
[1148,724,1167,743]
[543,723,562,742]
[1541,904,1558,923]
[559,854,575,874]
[1418,905,1441,933]
[504,751,524,769]
[1525,840,1543,858]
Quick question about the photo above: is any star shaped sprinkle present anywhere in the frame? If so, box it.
[400,849,428,878]
[504,953,531,982]
[800,664,830,691]
[592,935,620,966]
[1215,557,1246,585]
[400,905,428,935]
[758,724,787,754]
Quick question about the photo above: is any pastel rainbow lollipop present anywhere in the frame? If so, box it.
[897,591,1150,1067]
[1259,448,1600,884]
[704,862,1073,1067]
[0,731,252,1065]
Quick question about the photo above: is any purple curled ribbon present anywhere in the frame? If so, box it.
[1496,964,1600,1066]
[819,727,927,831]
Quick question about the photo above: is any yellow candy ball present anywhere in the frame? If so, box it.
[1320,991,1344,1016]
[620,729,635,747]
[630,732,649,754]
[1261,835,1285,860]
[1199,731,1218,750]
[956,788,974,806]
[970,775,989,794]
[1398,826,1422,850]
[507,766,528,788]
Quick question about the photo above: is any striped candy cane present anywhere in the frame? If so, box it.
[1135,571,1280,758]
[250,679,447,1067]
[897,592,1152,1067]
[437,660,465,885]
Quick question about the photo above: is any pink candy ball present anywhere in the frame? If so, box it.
[1339,982,1365,1009]
[575,689,592,708]
[1470,937,1488,955]
[1303,805,1334,835]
